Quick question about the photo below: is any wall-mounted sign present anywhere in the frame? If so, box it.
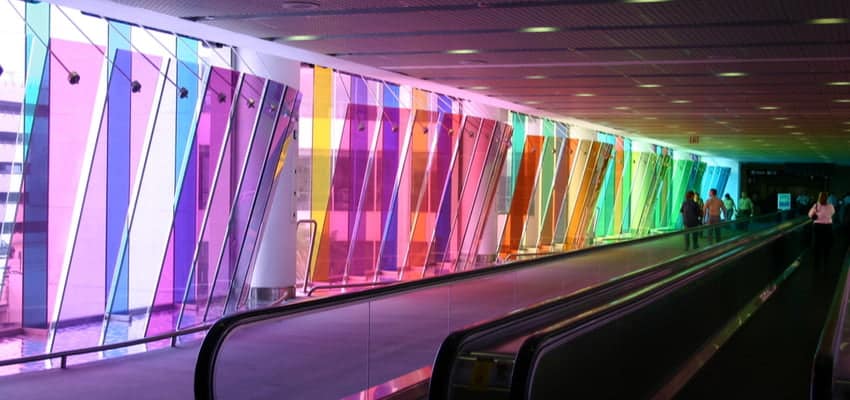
[777,193,791,210]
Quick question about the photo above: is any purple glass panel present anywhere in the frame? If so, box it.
[229,89,301,309]
[175,70,248,329]
[343,76,379,279]
[205,79,283,320]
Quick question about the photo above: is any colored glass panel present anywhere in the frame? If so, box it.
[20,1,50,329]
[175,67,239,330]
[538,125,569,249]
[499,135,544,256]
[226,87,298,311]
[205,78,279,320]
[308,67,333,282]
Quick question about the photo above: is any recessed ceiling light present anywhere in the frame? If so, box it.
[790,132,805,135]
[808,18,849,25]
[716,72,748,78]
[643,116,657,120]
[525,100,541,105]
[613,106,631,110]
[716,121,728,124]
[519,26,560,33]
[843,121,850,125]
[459,59,488,65]
[773,117,789,120]
[844,128,850,132]
[759,106,780,110]
[827,81,850,86]
[637,84,662,88]
[283,34,320,41]
[782,125,797,129]
[834,99,850,103]
[468,85,490,90]
[575,93,595,97]
[671,99,691,104]
[525,75,547,80]
[447,49,480,55]
[281,1,320,9]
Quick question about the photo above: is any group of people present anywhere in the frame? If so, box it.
[679,189,755,250]
[679,188,843,268]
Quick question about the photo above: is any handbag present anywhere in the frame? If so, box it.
[811,205,819,221]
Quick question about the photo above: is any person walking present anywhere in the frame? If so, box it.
[737,192,754,230]
[723,193,736,221]
[704,188,727,243]
[809,192,836,270]
[681,190,701,250]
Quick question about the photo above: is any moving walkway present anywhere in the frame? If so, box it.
[193,213,791,400]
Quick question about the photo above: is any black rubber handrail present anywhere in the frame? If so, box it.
[810,246,850,400]
[427,221,778,400]
[193,212,784,399]
[508,218,806,400]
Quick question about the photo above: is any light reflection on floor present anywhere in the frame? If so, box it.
[0,308,203,377]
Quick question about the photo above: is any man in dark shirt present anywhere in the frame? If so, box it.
[681,190,701,250]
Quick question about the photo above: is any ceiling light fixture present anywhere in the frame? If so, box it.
[773,117,789,120]
[671,99,691,104]
[281,1,321,10]
[759,106,780,110]
[827,81,850,86]
[468,86,490,90]
[834,99,850,103]
[447,49,480,55]
[525,75,547,80]
[574,93,595,97]
[519,26,560,33]
[808,18,849,25]
[716,72,747,78]
[643,116,657,120]
[284,35,320,41]
[638,83,662,88]
[613,106,631,110]
[783,125,797,129]
[525,101,541,105]
[717,121,728,124]
[458,59,488,65]
[790,132,805,135]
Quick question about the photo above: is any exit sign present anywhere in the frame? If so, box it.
[688,135,699,144]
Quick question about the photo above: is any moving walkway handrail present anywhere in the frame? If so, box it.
[193,212,783,399]
[811,247,850,400]
[428,216,799,400]
[509,217,807,399]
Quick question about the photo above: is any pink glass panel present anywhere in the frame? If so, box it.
[47,39,107,323]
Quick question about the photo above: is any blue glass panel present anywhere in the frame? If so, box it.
[21,1,50,329]
[174,36,200,303]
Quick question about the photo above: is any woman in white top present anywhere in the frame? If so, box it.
[809,191,835,269]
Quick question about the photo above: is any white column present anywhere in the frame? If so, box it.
[251,137,298,301]
[234,48,301,303]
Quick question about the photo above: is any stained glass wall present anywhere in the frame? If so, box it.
[0,0,741,366]
[0,2,301,357]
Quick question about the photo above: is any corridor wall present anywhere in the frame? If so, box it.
[0,1,301,356]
